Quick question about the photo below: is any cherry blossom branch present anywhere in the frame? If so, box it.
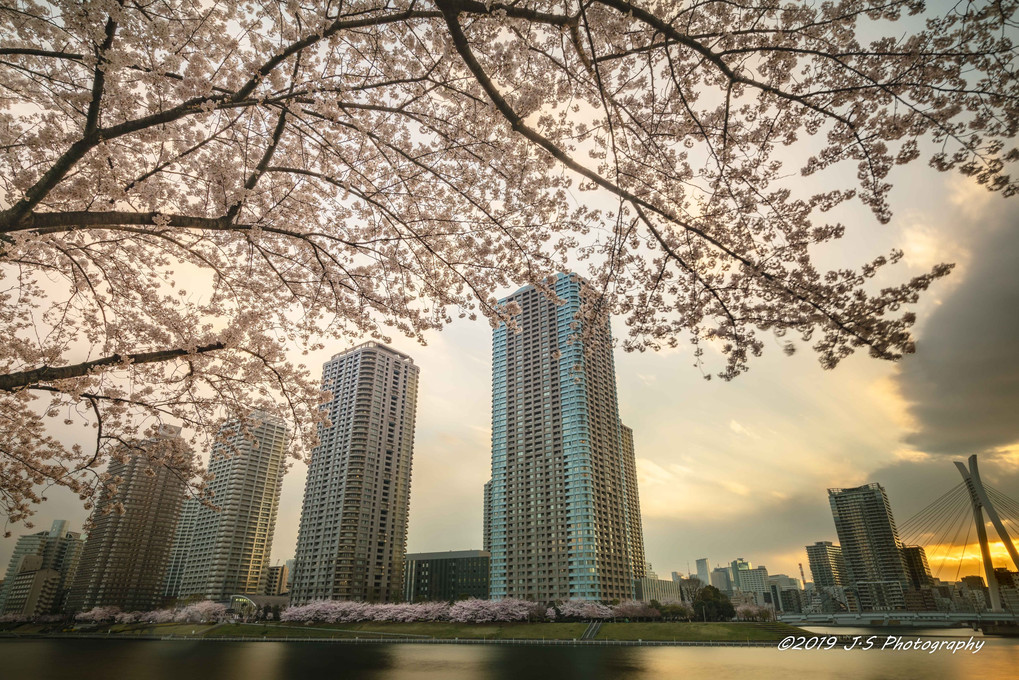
[436,1,882,355]
[0,342,226,393]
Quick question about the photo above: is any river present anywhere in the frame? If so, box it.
[4,636,1019,680]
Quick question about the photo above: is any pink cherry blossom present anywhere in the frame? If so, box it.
[1,0,1016,523]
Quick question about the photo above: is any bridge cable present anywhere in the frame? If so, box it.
[954,515,972,583]
[899,484,968,544]
[898,482,967,537]
[899,484,969,547]
[930,495,974,580]
[935,499,971,580]
[985,485,1019,523]
[909,490,969,566]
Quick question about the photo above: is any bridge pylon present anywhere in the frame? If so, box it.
[955,454,1019,613]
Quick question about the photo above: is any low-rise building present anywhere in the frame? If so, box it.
[634,574,684,603]
[404,550,490,602]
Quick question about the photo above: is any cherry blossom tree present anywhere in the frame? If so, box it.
[1,0,1017,523]
[611,600,660,619]
[446,597,545,622]
[143,608,177,624]
[174,600,228,623]
[555,599,614,620]
[74,605,120,622]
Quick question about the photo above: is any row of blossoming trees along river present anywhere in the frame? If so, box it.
[0,598,775,625]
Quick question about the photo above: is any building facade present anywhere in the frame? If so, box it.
[828,483,909,611]
[169,412,288,601]
[487,273,645,601]
[483,480,492,553]
[710,566,733,595]
[729,558,751,592]
[291,343,419,603]
[163,499,198,600]
[902,545,934,591]
[0,520,83,617]
[738,565,770,605]
[404,550,491,602]
[696,558,710,587]
[634,574,684,603]
[806,541,846,588]
[66,429,190,612]
[265,564,290,596]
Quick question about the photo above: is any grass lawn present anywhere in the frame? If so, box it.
[494,623,588,639]
[134,623,218,636]
[205,624,356,639]
[597,622,807,642]
[203,622,589,640]
[4,620,808,643]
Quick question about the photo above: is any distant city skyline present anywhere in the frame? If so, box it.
[4,174,1019,590]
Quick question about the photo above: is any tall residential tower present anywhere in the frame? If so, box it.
[167,412,288,601]
[828,482,909,611]
[291,343,419,603]
[487,273,645,601]
[66,428,189,612]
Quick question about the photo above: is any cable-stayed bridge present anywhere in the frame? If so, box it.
[898,455,1019,610]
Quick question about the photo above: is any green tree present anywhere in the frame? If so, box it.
[692,586,736,622]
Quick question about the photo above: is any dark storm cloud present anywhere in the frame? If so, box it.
[868,456,1019,521]
[897,199,1019,457]
[645,493,839,573]
[649,458,1019,577]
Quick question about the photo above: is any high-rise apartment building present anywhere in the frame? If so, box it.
[168,412,288,601]
[291,342,419,603]
[487,273,645,601]
[0,520,83,616]
[482,480,492,553]
[66,428,190,612]
[828,483,909,611]
[163,499,198,600]
[806,541,846,588]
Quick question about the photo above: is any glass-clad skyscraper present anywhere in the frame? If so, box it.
[487,273,644,601]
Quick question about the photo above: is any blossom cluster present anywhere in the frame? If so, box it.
[2,0,1015,528]
[71,601,229,624]
[280,598,664,624]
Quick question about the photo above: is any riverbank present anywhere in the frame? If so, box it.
[0,621,807,645]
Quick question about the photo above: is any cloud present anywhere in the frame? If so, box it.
[896,198,1019,457]
[642,492,838,577]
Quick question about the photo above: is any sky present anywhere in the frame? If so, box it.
[4,157,1019,592]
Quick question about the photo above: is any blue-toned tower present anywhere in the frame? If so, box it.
[487,273,645,601]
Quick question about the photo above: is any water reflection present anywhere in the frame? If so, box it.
[4,638,1019,680]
